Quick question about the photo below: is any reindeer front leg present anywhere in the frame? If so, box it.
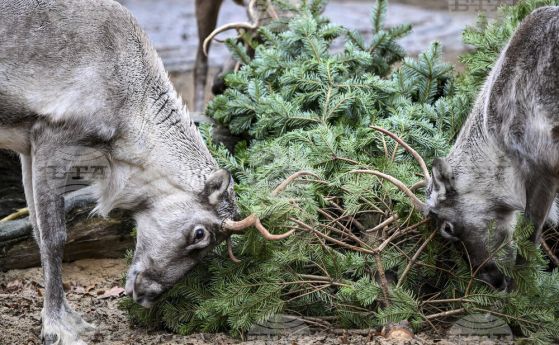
[31,130,94,345]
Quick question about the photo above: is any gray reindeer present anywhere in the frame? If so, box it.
[0,0,291,344]
[371,7,559,290]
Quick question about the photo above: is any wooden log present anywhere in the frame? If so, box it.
[0,150,26,219]
[0,190,135,271]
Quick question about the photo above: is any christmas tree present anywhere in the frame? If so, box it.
[123,1,559,343]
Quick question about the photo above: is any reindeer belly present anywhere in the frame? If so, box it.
[0,126,31,154]
[0,93,36,154]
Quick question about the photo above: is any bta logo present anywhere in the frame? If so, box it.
[448,0,518,13]
[47,165,108,180]
[46,146,111,194]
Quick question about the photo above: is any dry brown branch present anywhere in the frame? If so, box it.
[374,253,391,308]
[367,215,399,233]
[425,308,465,320]
[271,171,320,196]
[332,155,361,165]
[541,238,559,266]
[375,227,405,253]
[390,142,399,162]
[285,284,331,303]
[291,218,376,255]
[422,297,465,305]
[381,136,389,159]
[317,220,373,251]
[327,200,367,230]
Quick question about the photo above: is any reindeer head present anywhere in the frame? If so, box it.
[425,157,516,290]
[368,127,513,290]
[125,169,293,308]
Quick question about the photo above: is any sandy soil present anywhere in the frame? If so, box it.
[0,259,515,345]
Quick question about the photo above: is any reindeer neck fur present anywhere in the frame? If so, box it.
[447,76,525,213]
[93,79,217,216]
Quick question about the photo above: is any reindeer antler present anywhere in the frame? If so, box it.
[370,126,430,180]
[203,0,259,56]
[350,126,430,211]
[351,170,426,210]
[223,214,295,239]
[222,171,318,262]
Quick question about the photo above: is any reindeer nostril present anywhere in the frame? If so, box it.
[478,263,507,290]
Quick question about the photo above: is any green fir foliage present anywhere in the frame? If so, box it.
[123,1,559,343]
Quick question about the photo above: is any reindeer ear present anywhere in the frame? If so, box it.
[431,158,454,200]
[204,169,232,206]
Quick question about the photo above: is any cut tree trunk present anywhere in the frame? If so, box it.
[0,152,135,271]
[0,150,26,219]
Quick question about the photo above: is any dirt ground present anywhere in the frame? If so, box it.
[0,259,515,345]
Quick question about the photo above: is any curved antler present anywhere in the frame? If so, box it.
[351,170,427,210]
[370,126,431,180]
[202,0,259,56]
[203,22,257,55]
[221,170,318,262]
[223,214,294,240]
[226,237,242,263]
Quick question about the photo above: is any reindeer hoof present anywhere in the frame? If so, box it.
[63,305,96,335]
[41,313,89,345]
[42,333,59,345]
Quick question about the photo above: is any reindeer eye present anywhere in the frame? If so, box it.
[440,221,458,241]
[194,228,205,241]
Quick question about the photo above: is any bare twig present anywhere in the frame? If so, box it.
[541,238,559,266]
[425,308,465,320]
[367,215,399,233]
[332,155,361,165]
[318,221,373,251]
[374,253,391,308]
[397,230,437,287]
[291,219,376,255]
[0,207,29,222]
[381,136,389,159]
[422,297,465,305]
[272,171,320,196]
[327,200,367,230]
[390,142,399,162]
